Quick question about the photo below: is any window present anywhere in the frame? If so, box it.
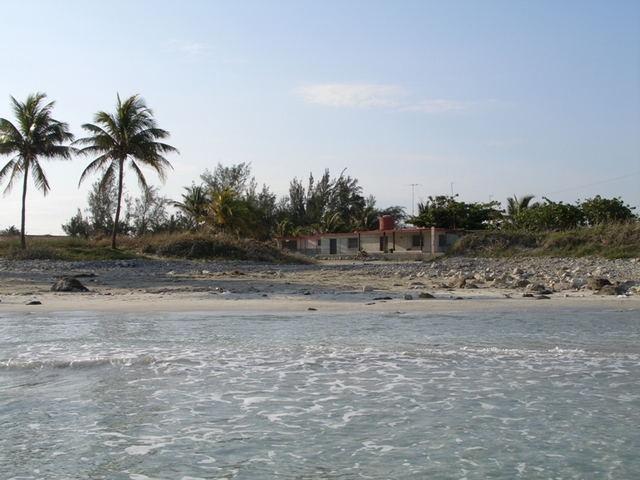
[412,235,422,247]
[347,237,359,249]
[282,240,297,250]
[317,239,321,247]
[438,235,447,247]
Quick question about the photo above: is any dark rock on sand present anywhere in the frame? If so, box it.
[596,284,625,296]
[418,292,435,299]
[587,278,612,290]
[51,277,89,292]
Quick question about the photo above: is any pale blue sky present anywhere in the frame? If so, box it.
[1,0,639,234]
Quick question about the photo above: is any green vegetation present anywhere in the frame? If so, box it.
[408,195,502,230]
[1,92,637,262]
[0,93,75,249]
[0,232,310,263]
[0,235,137,261]
[449,222,640,259]
[75,94,178,249]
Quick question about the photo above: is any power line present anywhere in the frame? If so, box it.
[543,171,640,196]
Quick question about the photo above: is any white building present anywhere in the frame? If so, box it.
[276,217,463,259]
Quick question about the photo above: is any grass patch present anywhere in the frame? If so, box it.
[0,233,311,264]
[448,222,640,259]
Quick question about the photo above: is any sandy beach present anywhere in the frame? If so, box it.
[1,256,638,314]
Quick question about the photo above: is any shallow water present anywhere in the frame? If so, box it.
[1,308,639,479]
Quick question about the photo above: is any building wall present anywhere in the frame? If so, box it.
[279,229,462,256]
[320,235,361,255]
[360,231,434,253]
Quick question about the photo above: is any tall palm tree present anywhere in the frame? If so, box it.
[0,93,75,249]
[76,94,178,249]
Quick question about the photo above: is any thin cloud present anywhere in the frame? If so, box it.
[402,99,472,114]
[166,40,206,60]
[297,83,408,108]
[298,83,498,114]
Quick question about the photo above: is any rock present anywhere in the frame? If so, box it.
[363,285,374,293]
[522,293,534,298]
[26,300,42,305]
[571,278,588,289]
[448,278,466,289]
[513,267,524,275]
[514,279,530,288]
[403,293,413,300]
[465,283,479,289]
[51,277,89,292]
[596,285,624,296]
[527,284,546,292]
[587,278,612,290]
[418,292,435,299]
[535,295,550,300]
[115,260,135,268]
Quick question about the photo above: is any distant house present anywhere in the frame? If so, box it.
[276,216,464,259]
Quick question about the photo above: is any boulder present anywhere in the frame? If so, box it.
[448,277,466,289]
[418,292,435,299]
[571,278,588,289]
[51,277,89,292]
[587,278,612,290]
[527,284,547,292]
[596,285,625,296]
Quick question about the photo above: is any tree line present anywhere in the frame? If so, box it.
[0,93,176,250]
[408,194,637,231]
[2,92,637,251]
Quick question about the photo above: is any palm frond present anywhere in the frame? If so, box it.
[0,157,21,193]
[79,154,113,186]
[128,160,149,192]
[30,160,51,195]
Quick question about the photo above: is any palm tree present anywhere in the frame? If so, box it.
[0,93,75,249]
[75,94,178,249]
[174,184,209,231]
[506,194,536,216]
[205,188,253,237]
[311,211,344,234]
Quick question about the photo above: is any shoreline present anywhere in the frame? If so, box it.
[2,289,638,314]
[1,257,638,314]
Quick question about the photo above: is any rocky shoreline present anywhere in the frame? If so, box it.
[1,256,638,297]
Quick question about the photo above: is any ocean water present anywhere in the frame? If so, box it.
[1,308,639,479]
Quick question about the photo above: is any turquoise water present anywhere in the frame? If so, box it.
[1,308,639,479]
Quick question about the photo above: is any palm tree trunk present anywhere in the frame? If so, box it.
[20,164,29,250]
[111,162,125,249]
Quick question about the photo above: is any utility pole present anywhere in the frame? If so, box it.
[406,183,421,216]
[450,182,455,197]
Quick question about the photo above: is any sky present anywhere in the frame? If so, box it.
[1,0,639,234]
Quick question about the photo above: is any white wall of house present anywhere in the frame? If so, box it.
[360,231,434,254]
[320,235,361,255]
[279,229,462,256]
